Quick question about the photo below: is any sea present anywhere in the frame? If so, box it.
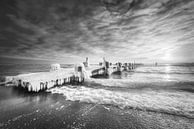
[0,63,194,129]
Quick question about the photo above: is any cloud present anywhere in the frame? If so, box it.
[0,0,194,63]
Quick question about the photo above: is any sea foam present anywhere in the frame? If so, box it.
[48,85,194,118]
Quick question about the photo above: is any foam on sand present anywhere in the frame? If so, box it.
[48,86,194,119]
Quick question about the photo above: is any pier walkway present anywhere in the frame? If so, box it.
[4,58,141,92]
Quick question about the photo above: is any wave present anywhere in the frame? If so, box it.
[48,86,194,119]
[134,71,194,75]
[85,79,194,93]
[134,65,194,75]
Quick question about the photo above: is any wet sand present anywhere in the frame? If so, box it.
[0,86,193,129]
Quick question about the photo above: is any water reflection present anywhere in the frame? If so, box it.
[0,86,56,105]
[165,65,171,73]
[110,71,135,79]
[164,65,171,81]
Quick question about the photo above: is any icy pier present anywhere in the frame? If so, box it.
[5,64,87,92]
[3,57,142,92]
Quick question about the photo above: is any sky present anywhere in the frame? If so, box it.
[0,0,194,64]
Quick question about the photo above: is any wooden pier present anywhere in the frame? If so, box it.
[90,58,140,78]
[6,63,87,92]
[4,58,142,92]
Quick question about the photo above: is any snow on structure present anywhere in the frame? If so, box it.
[83,57,90,67]
[5,64,88,92]
[50,63,61,71]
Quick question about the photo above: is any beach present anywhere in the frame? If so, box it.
[0,86,193,129]
[1,0,194,128]
[0,64,194,129]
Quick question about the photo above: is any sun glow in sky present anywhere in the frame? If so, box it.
[162,53,172,61]
[0,0,194,64]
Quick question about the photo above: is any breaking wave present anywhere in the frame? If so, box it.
[47,64,194,118]
[48,85,194,119]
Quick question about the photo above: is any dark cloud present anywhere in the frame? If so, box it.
[0,0,194,63]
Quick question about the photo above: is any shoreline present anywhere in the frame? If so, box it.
[0,86,193,129]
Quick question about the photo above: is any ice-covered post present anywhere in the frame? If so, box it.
[103,57,109,75]
[83,57,90,68]
[74,63,88,83]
